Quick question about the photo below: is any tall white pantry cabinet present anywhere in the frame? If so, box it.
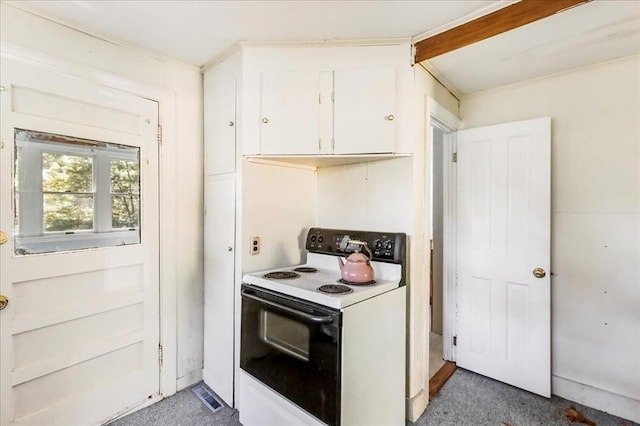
[203,42,422,412]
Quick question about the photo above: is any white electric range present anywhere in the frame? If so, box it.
[239,227,407,426]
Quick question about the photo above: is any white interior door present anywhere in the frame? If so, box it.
[456,117,551,397]
[203,175,236,405]
[0,59,160,425]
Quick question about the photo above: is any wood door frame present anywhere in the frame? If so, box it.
[1,42,179,399]
[426,97,461,366]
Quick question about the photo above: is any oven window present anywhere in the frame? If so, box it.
[260,310,310,361]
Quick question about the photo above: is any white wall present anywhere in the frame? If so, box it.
[1,4,205,390]
[317,157,413,232]
[460,56,640,422]
[241,160,317,272]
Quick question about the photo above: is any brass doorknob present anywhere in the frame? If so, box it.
[0,295,8,311]
[533,268,546,279]
[0,230,7,245]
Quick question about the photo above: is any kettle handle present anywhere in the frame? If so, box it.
[362,242,373,259]
[348,239,373,259]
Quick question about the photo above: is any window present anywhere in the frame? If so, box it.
[14,129,141,255]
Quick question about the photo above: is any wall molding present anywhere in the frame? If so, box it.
[177,369,204,391]
[552,375,640,424]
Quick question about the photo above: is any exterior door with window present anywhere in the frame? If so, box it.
[0,58,161,424]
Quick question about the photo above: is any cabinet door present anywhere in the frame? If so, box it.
[203,175,236,405]
[333,66,397,154]
[205,62,236,175]
[260,71,321,155]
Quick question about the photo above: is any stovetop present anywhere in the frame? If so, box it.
[242,253,402,309]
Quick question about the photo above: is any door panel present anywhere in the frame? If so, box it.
[333,66,396,154]
[0,59,160,425]
[203,175,236,405]
[205,59,237,175]
[456,117,551,397]
[260,71,321,155]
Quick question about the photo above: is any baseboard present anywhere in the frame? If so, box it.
[552,375,640,423]
[177,368,203,391]
[406,388,430,423]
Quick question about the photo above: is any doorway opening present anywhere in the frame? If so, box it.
[425,99,461,400]
[429,125,447,379]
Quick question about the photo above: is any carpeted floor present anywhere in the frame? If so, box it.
[110,369,637,425]
[412,369,636,426]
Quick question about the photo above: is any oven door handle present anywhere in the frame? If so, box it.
[241,289,334,324]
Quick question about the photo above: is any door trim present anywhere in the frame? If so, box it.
[1,42,179,398]
[426,97,461,365]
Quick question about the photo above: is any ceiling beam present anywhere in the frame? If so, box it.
[414,0,592,63]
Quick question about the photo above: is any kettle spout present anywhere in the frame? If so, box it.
[337,256,345,272]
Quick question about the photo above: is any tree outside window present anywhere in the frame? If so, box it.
[14,129,141,255]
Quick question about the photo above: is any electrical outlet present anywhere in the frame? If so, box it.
[250,237,260,255]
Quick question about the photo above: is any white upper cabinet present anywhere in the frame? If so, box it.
[205,55,237,175]
[257,66,397,155]
[260,71,323,155]
[333,66,396,154]
[238,44,412,157]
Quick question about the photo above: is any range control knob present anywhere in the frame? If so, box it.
[318,235,324,243]
[310,235,317,242]
[374,239,383,249]
[385,240,393,250]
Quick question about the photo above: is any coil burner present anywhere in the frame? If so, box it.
[293,267,318,273]
[337,278,376,286]
[263,271,300,280]
[317,284,353,294]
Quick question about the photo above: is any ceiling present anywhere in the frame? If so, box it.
[7,0,640,96]
[427,0,640,94]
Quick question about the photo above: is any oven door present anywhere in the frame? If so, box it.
[240,284,341,425]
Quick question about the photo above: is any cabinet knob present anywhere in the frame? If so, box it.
[262,117,269,124]
[386,114,395,121]
[227,246,233,252]
[228,121,235,127]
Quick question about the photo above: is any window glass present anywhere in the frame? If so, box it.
[14,129,141,255]
[111,159,140,229]
[42,153,94,232]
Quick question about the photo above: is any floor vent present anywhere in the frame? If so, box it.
[191,383,224,413]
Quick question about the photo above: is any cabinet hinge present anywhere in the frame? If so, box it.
[331,138,335,149]
[158,343,163,367]
[331,91,335,102]
[318,138,322,150]
[157,125,162,145]
[319,93,321,104]
[453,336,457,346]
[452,152,457,163]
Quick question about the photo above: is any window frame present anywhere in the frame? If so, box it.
[14,130,141,254]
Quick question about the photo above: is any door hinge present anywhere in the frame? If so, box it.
[157,125,162,145]
[158,343,163,367]
[452,153,457,163]
[453,336,457,346]
[430,239,434,250]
